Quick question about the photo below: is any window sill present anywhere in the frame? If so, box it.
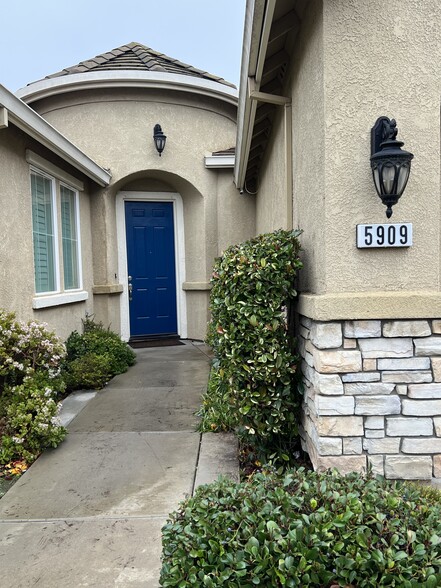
[32,290,88,309]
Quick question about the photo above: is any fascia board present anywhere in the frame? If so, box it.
[234,0,267,189]
[0,106,8,128]
[17,71,238,107]
[0,84,110,187]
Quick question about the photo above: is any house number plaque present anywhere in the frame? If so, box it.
[356,223,412,248]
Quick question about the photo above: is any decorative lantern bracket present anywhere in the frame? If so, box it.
[371,116,397,157]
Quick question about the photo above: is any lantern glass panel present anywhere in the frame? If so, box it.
[397,163,410,196]
[373,167,381,195]
[382,164,395,194]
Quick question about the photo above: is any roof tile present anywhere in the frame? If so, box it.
[37,42,235,88]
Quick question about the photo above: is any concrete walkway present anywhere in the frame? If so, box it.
[0,341,238,587]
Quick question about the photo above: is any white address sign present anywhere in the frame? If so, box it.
[357,223,412,248]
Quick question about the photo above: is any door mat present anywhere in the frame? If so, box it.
[129,337,184,349]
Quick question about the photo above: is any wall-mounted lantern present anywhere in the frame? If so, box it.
[370,117,414,218]
[153,124,166,156]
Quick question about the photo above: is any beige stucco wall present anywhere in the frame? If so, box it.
[0,125,95,340]
[29,86,255,339]
[216,169,256,255]
[0,127,36,318]
[289,0,326,295]
[322,0,441,295]
[254,0,326,293]
[255,0,441,319]
[255,107,288,233]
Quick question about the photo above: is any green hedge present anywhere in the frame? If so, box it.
[63,319,136,390]
[161,469,441,587]
[203,229,303,443]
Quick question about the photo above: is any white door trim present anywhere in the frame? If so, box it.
[116,191,187,341]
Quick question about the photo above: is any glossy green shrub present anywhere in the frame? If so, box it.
[63,353,113,390]
[197,358,239,432]
[204,230,303,441]
[64,319,136,390]
[161,468,441,587]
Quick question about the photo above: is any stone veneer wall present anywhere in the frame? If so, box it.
[298,317,441,480]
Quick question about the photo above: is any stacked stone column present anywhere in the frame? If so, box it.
[299,318,441,479]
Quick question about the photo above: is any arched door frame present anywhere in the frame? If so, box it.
[116,190,187,341]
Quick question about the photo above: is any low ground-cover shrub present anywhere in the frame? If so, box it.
[63,317,136,390]
[161,468,441,587]
[0,310,66,465]
[201,229,303,451]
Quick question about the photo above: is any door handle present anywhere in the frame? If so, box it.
[128,275,133,301]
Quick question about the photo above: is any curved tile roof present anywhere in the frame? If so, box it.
[41,42,235,88]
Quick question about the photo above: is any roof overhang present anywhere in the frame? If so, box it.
[0,84,111,187]
[234,0,304,192]
[17,71,238,108]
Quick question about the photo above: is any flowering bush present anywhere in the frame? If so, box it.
[0,309,66,390]
[0,373,66,464]
[0,309,67,465]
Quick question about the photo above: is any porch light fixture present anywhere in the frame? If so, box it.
[370,117,414,218]
[153,124,166,156]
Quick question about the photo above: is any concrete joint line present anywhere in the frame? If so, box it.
[0,514,169,524]
[191,433,203,496]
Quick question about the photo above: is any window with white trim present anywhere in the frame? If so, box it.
[31,167,82,295]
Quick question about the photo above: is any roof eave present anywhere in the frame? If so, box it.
[17,71,238,107]
[0,84,111,187]
[234,0,276,191]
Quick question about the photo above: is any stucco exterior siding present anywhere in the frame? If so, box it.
[25,85,255,340]
[253,0,327,294]
[289,0,326,295]
[0,127,36,319]
[322,0,441,295]
[253,0,441,315]
[255,106,289,233]
[31,89,237,177]
[0,125,95,339]
[216,169,256,256]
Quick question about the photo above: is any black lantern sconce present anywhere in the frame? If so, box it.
[153,124,166,156]
[370,117,414,218]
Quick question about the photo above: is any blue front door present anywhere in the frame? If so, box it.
[125,201,178,338]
